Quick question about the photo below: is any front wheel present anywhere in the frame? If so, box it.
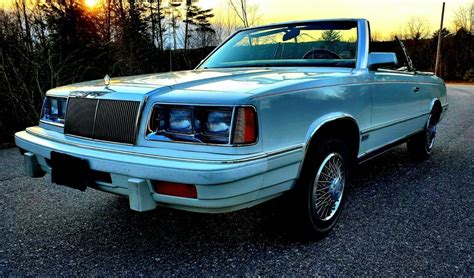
[407,111,438,159]
[291,136,349,238]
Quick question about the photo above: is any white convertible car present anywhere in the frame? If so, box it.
[15,19,448,237]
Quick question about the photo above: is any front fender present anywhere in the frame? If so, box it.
[304,112,360,148]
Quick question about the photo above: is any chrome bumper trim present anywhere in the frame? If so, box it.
[24,127,303,164]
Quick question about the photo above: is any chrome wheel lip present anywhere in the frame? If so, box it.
[312,152,345,221]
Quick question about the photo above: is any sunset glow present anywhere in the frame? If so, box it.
[84,0,99,9]
[2,0,472,38]
[201,0,472,39]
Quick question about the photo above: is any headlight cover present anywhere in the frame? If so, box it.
[206,111,232,134]
[40,97,67,125]
[168,108,192,133]
[146,105,257,145]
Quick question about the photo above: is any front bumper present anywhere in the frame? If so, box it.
[15,127,303,213]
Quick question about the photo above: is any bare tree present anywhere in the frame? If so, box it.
[371,31,382,42]
[165,0,182,50]
[141,0,165,50]
[148,1,157,47]
[390,28,407,41]
[406,16,431,40]
[211,8,241,44]
[183,0,199,50]
[156,0,165,51]
[452,2,474,31]
[16,0,33,52]
[227,0,259,28]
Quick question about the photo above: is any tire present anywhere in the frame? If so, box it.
[407,111,438,159]
[291,135,350,239]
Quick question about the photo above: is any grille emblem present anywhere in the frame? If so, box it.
[70,91,105,98]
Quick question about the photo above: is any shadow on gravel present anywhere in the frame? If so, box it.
[6,138,464,275]
[68,144,426,254]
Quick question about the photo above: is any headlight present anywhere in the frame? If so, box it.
[40,97,67,125]
[146,105,257,145]
[206,111,232,134]
[168,109,192,133]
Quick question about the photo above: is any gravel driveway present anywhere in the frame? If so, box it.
[1,85,472,276]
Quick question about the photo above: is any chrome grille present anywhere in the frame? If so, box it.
[94,100,140,144]
[64,98,96,138]
[64,98,141,144]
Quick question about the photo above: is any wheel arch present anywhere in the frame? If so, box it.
[298,113,360,178]
[429,98,443,122]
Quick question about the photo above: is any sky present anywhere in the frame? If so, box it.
[200,0,472,38]
[0,0,471,38]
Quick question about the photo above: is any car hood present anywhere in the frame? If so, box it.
[47,68,356,103]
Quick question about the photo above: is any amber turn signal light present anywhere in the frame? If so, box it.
[233,107,257,144]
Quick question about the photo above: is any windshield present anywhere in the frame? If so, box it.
[200,21,358,69]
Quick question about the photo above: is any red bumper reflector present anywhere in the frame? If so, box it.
[153,181,197,199]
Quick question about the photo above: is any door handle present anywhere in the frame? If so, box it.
[413,86,420,93]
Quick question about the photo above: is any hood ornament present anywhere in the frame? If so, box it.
[69,74,114,98]
[104,74,111,88]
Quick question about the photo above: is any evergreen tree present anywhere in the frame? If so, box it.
[321,30,342,42]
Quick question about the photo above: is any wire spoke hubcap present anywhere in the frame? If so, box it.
[312,153,345,221]
[426,114,437,151]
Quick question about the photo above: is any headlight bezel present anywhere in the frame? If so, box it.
[39,96,68,127]
[146,104,258,146]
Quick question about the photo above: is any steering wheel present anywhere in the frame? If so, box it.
[302,49,341,59]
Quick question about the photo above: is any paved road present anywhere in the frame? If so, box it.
[1,85,472,276]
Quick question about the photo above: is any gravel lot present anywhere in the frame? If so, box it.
[1,85,472,276]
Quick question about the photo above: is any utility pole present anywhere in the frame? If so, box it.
[435,2,445,76]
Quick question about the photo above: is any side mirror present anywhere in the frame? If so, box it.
[367,52,398,70]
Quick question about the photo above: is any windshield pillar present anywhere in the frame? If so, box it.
[356,19,369,69]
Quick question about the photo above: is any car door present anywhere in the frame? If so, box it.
[365,39,423,153]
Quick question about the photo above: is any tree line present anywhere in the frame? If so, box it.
[0,0,230,146]
[0,0,472,146]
